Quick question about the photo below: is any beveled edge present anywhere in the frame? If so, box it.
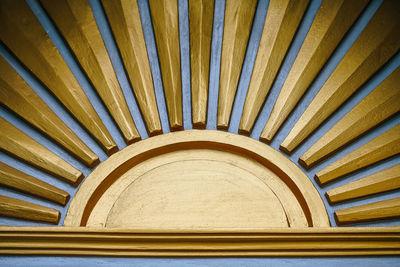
[64,130,329,227]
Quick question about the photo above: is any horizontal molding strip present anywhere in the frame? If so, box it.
[0,227,399,256]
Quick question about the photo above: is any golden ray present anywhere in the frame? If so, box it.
[0,0,117,155]
[0,57,99,168]
[149,0,183,131]
[259,0,368,143]
[189,0,214,129]
[217,0,257,130]
[300,67,400,167]
[101,0,162,136]
[0,162,69,206]
[314,124,400,185]
[280,0,400,152]
[0,195,60,224]
[239,0,310,135]
[335,198,400,225]
[0,118,84,187]
[327,165,400,204]
[40,0,140,145]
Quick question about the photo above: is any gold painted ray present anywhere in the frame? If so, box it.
[0,118,84,187]
[0,57,99,168]
[217,0,257,130]
[280,0,400,153]
[327,165,400,204]
[300,67,400,168]
[0,0,117,156]
[314,124,400,185]
[40,0,140,145]
[335,198,400,225]
[101,0,162,136]
[259,0,368,143]
[148,0,183,131]
[239,0,309,135]
[0,195,60,224]
[189,0,214,129]
[0,162,69,206]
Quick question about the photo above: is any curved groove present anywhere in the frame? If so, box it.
[0,0,117,155]
[0,117,84,187]
[40,0,140,145]
[0,56,99,168]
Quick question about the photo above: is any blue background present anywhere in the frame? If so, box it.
[0,0,399,265]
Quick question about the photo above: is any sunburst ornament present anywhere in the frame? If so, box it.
[0,0,399,256]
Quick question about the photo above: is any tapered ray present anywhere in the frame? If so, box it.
[280,0,400,152]
[239,0,310,135]
[0,0,117,155]
[41,0,140,144]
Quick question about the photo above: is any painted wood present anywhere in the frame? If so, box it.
[281,0,400,153]
[314,124,400,185]
[149,0,183,131]
[0,162,69,206]
[1,227,399,256]
[0,0,117,155]
[0,118,84,187]
[40,0,140,145]
[101,0,162,136]
[217,0,257,130]
[0,195,60,224]
[0,56,99,168]
[259,0,369,144]
[327,165,400,204]
[189,0,214,129]
[239,0,310,136]
[335,198,400,225]
[300,67,400,168]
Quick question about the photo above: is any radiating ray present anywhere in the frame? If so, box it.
[0,162,69,206]
[0,195,60,224]
[217,0,257,130]
[40,0,140,145]
[0,56,99,168]
[314,124,400,185]
[299,67,400,167]
[327,165,400,204]
[148,0,183,131]
[101,0,162,136]
[189,0,214,129]
[258,0,369,143]
[280,0,400,152]
[239,0,310,135]
[335,197,400,225]
[0,0,117,155]
[0,118,84,186]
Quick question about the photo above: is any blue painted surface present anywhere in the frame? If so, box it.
[0,0,399,264]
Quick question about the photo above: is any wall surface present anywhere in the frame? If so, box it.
[0,0,399,265]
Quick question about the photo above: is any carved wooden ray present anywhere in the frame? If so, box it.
[239,0,309,135]
[0,195,60,224]
[0,0,117,155]
[259,0,369,143]
[0,57,99,168]
[101,0,161,136]
[327,165,400,204]
[217,0,257,130]
[40,0,140,145]
[314,124,400,185]
[300,67,400,168]
[280,0,400,153]
[0,162,69,206]
[189,0,214,129]
[148,0,183,131]
[335,198,400,225]
[0,118,84,187]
